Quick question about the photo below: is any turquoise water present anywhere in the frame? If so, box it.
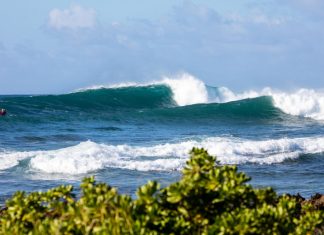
[1,78,324,203]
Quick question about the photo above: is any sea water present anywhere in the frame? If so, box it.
[1,73,324,203]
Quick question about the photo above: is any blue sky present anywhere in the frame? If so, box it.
[0,0,324,94]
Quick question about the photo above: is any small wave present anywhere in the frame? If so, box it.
[1,137,324,174]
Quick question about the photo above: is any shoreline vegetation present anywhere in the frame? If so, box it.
[0,148,323,234]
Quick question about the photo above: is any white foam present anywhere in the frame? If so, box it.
[269,89,324,120]
[28,141,188,174]
[2,137,324,174]
[28,137,324,173]
[212,87,324,120]
[0,150,36,171]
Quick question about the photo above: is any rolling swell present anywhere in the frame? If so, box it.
[0,86,285,122]
[0,85,175,114]
[151,96,283,121]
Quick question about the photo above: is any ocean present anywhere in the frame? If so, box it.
[1,74,324,203]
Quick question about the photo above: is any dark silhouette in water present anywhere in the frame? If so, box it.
[0,109,6,116]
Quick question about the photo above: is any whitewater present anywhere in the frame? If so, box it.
[0,73,324,199]
[1,136,324,174]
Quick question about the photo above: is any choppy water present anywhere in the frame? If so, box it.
[1,74,324,203]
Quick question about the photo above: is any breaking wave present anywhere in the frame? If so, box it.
[1,73,324,120]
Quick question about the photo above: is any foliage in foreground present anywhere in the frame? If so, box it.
[0,148,323,234]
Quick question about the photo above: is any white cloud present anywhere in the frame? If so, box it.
[48,5,96,30]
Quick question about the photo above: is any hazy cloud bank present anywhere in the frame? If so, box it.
[1,1,324,94]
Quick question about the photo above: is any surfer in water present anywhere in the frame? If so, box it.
[0,109,6,116]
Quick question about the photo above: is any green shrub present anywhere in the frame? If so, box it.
[0,148,323,234]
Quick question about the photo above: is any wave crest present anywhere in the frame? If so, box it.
[162,74,208,106]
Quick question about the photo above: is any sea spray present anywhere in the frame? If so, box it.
[161,74,209,105]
